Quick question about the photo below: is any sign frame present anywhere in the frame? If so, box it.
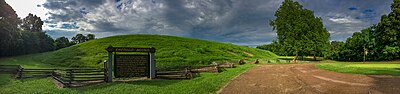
[105,46,156,82]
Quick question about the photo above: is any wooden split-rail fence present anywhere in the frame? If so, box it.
[0,65,106,88]
[156,62,235,79]
[0,62,236,86]
[0,65,22,78]
[52,68,106,87]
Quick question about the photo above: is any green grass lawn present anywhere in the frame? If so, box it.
[0,64,255,94]
[0,53,57,68]
[0,34,276,93]
[316,62,400,76]
[0,34,277,68]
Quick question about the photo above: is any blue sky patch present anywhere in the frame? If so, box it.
[48,25,57,28]
[362,9,377,19]
[61,23,79,29]
[348,7,357,10]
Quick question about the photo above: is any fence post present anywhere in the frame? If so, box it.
[19,68,24,79]
[68,69,73,88]
[105,46,114,82]
[103,60,108,82]
[149,52,156,79]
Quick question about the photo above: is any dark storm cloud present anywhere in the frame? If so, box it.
[42,0,393,46]
[42,0,106,22]
[349,7,357,10]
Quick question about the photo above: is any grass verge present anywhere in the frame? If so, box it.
[0,64,256,94]
[316,62,400,76]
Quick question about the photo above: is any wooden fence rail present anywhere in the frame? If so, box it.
[0,65,21,73]
[0,65,22,78]
[0,65,106,88]
[17,68,56,79]
[52,68,106,88]
[156,65,225,79]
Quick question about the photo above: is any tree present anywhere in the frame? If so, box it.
[0,1,56,57]
[257,40,287,56]
[332,0,400,61]
[55,36,71,50]
[326,41,344,60]
[72,34,87,44]
[87,34,95,41]
[373,0,400,60]
[0,0,21,56]
[20,13,43,32]
[269,0,330,61]
[20,14,55,52]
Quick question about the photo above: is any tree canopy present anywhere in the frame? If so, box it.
[329,0,400,61]
[267,0,330,60]
[0,1,90,57]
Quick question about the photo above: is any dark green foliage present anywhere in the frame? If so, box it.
[55,37,73,50]
[0,1,56,57]
[71,34,95,44]
[373,0,400,60]
[330,0,400,61]
[256,40,286,55]
[326,41,345,60]
[0,0,20,56]
[87,34,95,41]
[262,0,330,60]
[20,13,43,32]
[71,34,87,44]
[328,26,376,61]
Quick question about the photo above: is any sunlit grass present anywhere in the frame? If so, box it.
[0,64,255,94]
[0,34,277,68]
[316,62,400,76]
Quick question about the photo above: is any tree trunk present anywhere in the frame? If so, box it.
[292,50,298,63]
[313,54,316,61]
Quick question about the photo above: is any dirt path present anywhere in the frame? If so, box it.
[219,64,400,94]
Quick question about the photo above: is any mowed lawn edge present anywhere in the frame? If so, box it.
[0,64,256,94]
[316,63,400,76]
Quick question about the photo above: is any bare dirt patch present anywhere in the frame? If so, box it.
[243,52,254,57]
[219,64,400,94]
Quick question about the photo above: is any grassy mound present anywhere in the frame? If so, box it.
[0,34,277,68]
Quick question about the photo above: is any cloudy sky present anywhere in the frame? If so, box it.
[5,0,393,46]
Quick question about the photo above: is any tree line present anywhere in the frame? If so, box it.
[0,1,95,57]
[328,0,400,61]
[257,0,400,61]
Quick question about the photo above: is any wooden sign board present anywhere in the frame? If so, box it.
[105,46,156,82]
[114,54,149,78]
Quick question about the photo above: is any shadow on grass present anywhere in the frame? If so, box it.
[0,74,12,87]
[76,78,183,91]
[351,68,400,76]
[122,79,182,86]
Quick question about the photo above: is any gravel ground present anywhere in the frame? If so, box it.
[219,64,400,94]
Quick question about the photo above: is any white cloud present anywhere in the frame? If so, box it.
[328,16,361,24]
[5,0,49,18]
